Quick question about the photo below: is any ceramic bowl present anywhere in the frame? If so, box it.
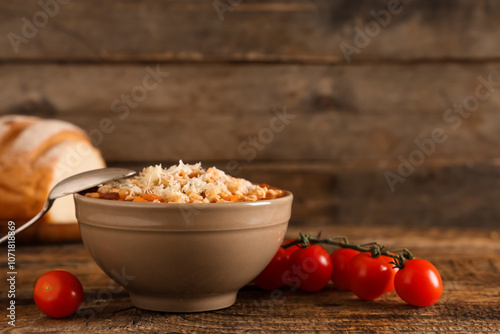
[73,191,293,312]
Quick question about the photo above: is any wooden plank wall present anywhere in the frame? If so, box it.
[1,0,500,228]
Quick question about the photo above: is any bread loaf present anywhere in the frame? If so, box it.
[0,115,106,242]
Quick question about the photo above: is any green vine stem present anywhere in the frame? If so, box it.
[282,233,415,269]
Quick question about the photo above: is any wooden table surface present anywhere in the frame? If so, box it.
[1,225,499,333]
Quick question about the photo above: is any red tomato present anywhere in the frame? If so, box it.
[394,259,443,307]
[34,270,84,318]
[385,280,396,293]
[282,238,301,259]
[330,248,360,290]
[383,253,398,293]
[347,253,398,300]
[253,247,289,290]
[288,245,332,292]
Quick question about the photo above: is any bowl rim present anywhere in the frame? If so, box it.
[74,190,293,208]
[74,191,293,231]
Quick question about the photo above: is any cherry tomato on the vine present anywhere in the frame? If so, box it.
[394,259,443,307]
[383,253,398,293]
[347,253,398,300]
[288,245,332,292]
[282,238,301,259]
[330,248,360,290]
[253,247,289,290]
[34,270,84,318]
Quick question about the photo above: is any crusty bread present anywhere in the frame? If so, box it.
[0,115,106,242]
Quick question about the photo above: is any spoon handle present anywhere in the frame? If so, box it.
[0,200,53,245]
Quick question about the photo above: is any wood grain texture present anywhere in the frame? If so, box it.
[1,0,500,235]
[1,226,499,333]
[2,63,500,162]
[1,0,500,63]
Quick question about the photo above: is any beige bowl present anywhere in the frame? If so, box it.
[74,192,293,312]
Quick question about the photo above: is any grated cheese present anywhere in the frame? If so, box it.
[92,161,284,203]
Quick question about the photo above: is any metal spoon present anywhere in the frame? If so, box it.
[0,168,137,244]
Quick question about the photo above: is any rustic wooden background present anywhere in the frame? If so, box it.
[1,0,500,228]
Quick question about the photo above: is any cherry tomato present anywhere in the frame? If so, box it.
[34,270,84,318]
[395,259,443,307]
[282,238,301,259]
[288,245,332,292]
[384,274,396,293]
[347,253,398,300]
[330,248,360,290]
[383,253,398,293]
[253,247,289,290]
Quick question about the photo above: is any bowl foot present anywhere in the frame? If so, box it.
[130,291,237,312]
